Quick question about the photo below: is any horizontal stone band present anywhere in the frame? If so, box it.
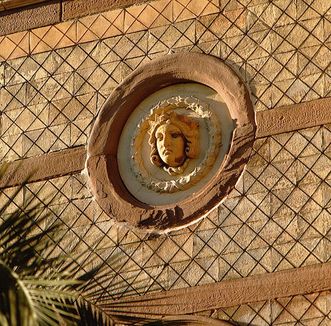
[1,97,330,189]
[0,146,86,188]
[107,262,331,318]
[256,97,331,138]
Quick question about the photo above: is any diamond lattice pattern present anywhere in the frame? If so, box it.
[0,0,330,323]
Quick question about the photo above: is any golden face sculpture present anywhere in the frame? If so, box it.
[155,123,186,167]
[149,111,199,171]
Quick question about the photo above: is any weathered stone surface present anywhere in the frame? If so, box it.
[0,1,60,36]
[256,97,331,137]
[62,0,151,21]
[0,146,86,188]
[0,2,330,323]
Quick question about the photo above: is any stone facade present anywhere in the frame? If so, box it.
[0,0,330,324]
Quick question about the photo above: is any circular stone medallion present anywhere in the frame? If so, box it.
[87,53,255,232]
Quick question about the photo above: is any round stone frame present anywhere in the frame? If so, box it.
[87,53,255,232]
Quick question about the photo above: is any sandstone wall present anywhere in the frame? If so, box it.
[0,0,330,324]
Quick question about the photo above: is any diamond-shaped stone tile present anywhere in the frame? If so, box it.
[31,22,76,54]
[174,0,219,21]
[0,31,29,61]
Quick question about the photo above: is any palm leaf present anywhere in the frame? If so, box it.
[75,300,115,326]
[0,175,96,325]
[0,178,132,325]
[0,168,231,326]
[0,261,36,326]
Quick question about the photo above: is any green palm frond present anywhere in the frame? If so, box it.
[0,187,82,325]
[0,168,231,326]
[0,260,36,326]
[75,301,115,326]
[0,177,137,325]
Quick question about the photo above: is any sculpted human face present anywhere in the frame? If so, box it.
[156,123,186,167]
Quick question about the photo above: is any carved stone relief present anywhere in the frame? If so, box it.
[128,96,222,194]
[86,53,255,232]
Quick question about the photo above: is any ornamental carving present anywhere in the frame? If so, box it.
[149,110,199,172]
[86,53,255,232]
[130,96,222,193]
